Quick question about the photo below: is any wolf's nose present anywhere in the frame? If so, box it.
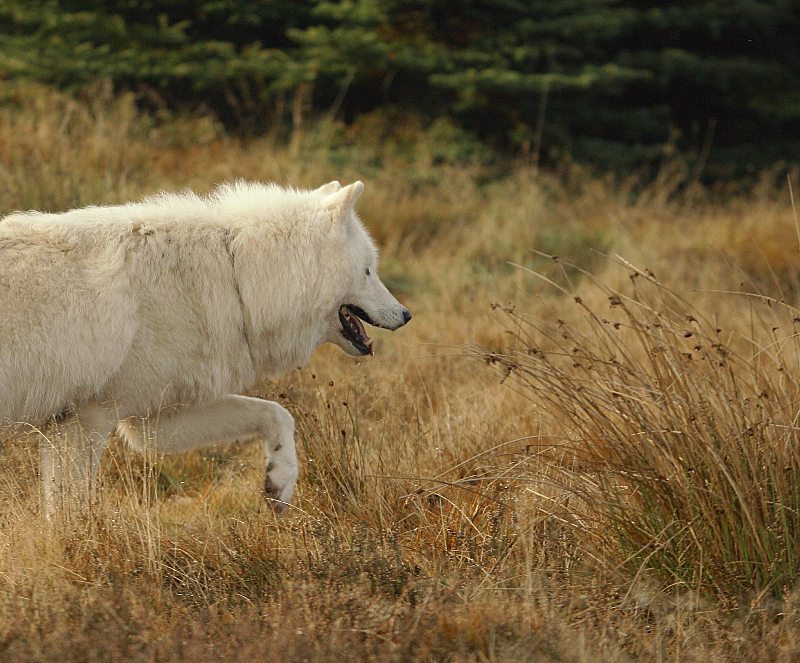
[402,308,412,325]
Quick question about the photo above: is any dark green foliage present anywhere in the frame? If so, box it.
[0,0,798,173]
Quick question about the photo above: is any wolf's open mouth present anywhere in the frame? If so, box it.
[339,305,373,355]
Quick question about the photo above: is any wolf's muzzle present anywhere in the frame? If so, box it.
[349,304,411,330]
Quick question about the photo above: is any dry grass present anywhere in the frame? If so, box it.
[1,83,800,661]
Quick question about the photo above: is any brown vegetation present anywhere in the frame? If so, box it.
[1,84,799,661]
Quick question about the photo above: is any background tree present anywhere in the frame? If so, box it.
[1,0,797,174]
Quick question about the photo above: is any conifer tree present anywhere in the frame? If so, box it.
[0,0,797,172]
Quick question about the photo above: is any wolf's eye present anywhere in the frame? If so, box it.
[365,268,371,276]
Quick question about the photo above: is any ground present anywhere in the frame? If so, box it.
[0,84,799,661]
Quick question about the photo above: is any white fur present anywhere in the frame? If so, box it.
[0,180,410,514]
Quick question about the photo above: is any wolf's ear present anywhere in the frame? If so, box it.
[322,181,364,225]
[315,181,342,195]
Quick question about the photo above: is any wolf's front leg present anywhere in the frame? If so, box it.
[117,395,298,512]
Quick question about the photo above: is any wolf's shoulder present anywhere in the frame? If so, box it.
[79,181,322,229]
[209,180,317,206]
[208,180,328,229]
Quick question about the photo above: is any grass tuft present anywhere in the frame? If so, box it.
[486,256,800,600]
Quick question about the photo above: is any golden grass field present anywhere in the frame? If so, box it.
[1,84,799,661]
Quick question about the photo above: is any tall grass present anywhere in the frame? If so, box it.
[487,257,800,601]
[1,82,800,660]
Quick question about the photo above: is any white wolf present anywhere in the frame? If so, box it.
[0,180,411,513]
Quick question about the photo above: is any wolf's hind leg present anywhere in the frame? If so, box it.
[39,402,118,517]
[117,395,298,512]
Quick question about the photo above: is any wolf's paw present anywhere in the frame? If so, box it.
[263,462,297,514]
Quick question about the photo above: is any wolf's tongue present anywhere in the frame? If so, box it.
[350,313,367,338]
[351,313,374,353]
[340,305,373,354]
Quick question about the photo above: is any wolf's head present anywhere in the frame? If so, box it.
[218,179,411,374]
[316,181,412,356]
